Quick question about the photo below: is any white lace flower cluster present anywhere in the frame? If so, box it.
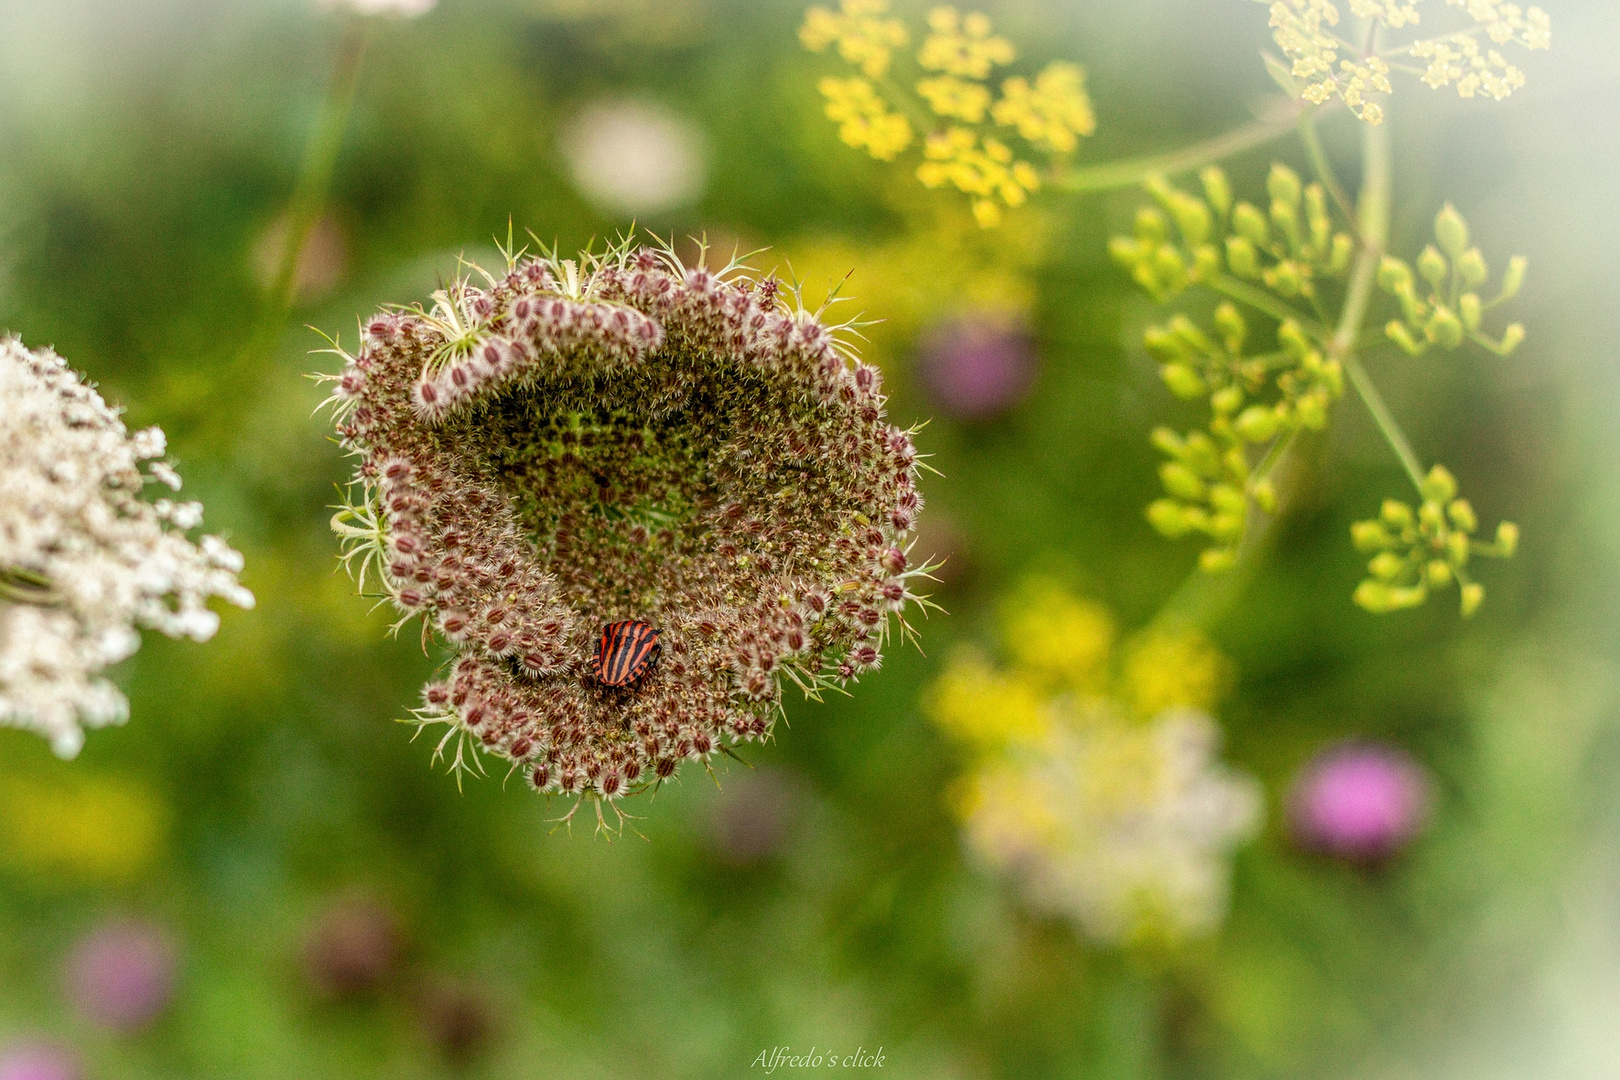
[958,707,1262,944]
[929,588,1261,945]
[0,339,253,758]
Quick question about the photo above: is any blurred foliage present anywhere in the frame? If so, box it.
[0,1,1618,1078]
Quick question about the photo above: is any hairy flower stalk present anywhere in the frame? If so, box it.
[326,239,930,806]
[0,339,253,758]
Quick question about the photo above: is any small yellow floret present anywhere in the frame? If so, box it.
[992,61,1097,154]
[917,126,1041,228]
[917,75,992,122]
[927,650,1050,749]
[1120,625,1232,719]
[818,76,914,160]
[1000,583,1116,689]
[918,5,1016,79]
[799,0,909,79]
[1349,0,1421,28]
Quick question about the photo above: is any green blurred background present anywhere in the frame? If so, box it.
[1,0,1618,1076]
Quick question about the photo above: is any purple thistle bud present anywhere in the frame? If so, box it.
[0,1044,79,1080]
[63,918,177,1033]
[1287,741,1430,861]
[708,767,808,864]
[302,896,403,998]
[416,980,497,1066]
[916,312,1038,420]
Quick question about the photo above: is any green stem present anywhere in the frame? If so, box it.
[1050,103,1309,193]
[1209,275,1327,338]
[1297,108,1354,224]
[192,17,370,439]
[1345,354,1424,490]
[1333,117,1427,493]
[267,16,370,319]
[1153,429,1301,630]
[1,566,58,606]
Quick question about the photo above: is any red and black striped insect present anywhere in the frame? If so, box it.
[593,620,663,688]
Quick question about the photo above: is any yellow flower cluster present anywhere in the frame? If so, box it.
[999,582,1116,692]
[799,0,908,79]
[916,75,991,122]
[818,76,913,160]
[800,3,1097,227]
[917,127,1040,227]
[1350,0,1421,27]
[1270,0,1395,123]
[925,580,1261,945]
[1448,0,1552,48]
[1263,0,1550,123]
[1121,628,1233,721]
[1413,35,1527,99]
[917,6,1015,79]
[0,772,168,884]
[991,62,1097,155]
[1351,465,1518,616]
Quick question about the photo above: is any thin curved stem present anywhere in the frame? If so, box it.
[267,16,371,319]
[1153,429,1303,630]
[1,566,58,606]
[1208,275,1328,338]
[1332,117,1427,493]
[1049,101,1321,193]
[1345,353,1424,490]
[192,17,370,439]
[1297,109,1355,224]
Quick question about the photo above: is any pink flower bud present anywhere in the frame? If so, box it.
[303,896,402,998]
[0,1043,79,1080]
[63,919,176,1032]
[917,313,1037,420]
[1287,741,1430,861]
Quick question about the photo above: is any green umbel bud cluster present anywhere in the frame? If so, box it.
[1143,305,1342,573]
[1378,204,1527,357]
[1351,466,1518,617]
[1109,165,1354,304]
[1115,164,1355,575]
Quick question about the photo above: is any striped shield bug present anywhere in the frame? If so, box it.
[593,620,663,688]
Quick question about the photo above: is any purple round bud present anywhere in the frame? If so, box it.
[916,313,1038,420]
[1287,741,1431,861]
[303,896,403,998]
[417,980,497,1066]
[0,1044,79,1080]
[63,919,177,1032]
[708,767,808,864]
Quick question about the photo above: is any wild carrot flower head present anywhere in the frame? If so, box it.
[326,236,930,809]
[927,579,1260,945]
[0,339,253,759]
